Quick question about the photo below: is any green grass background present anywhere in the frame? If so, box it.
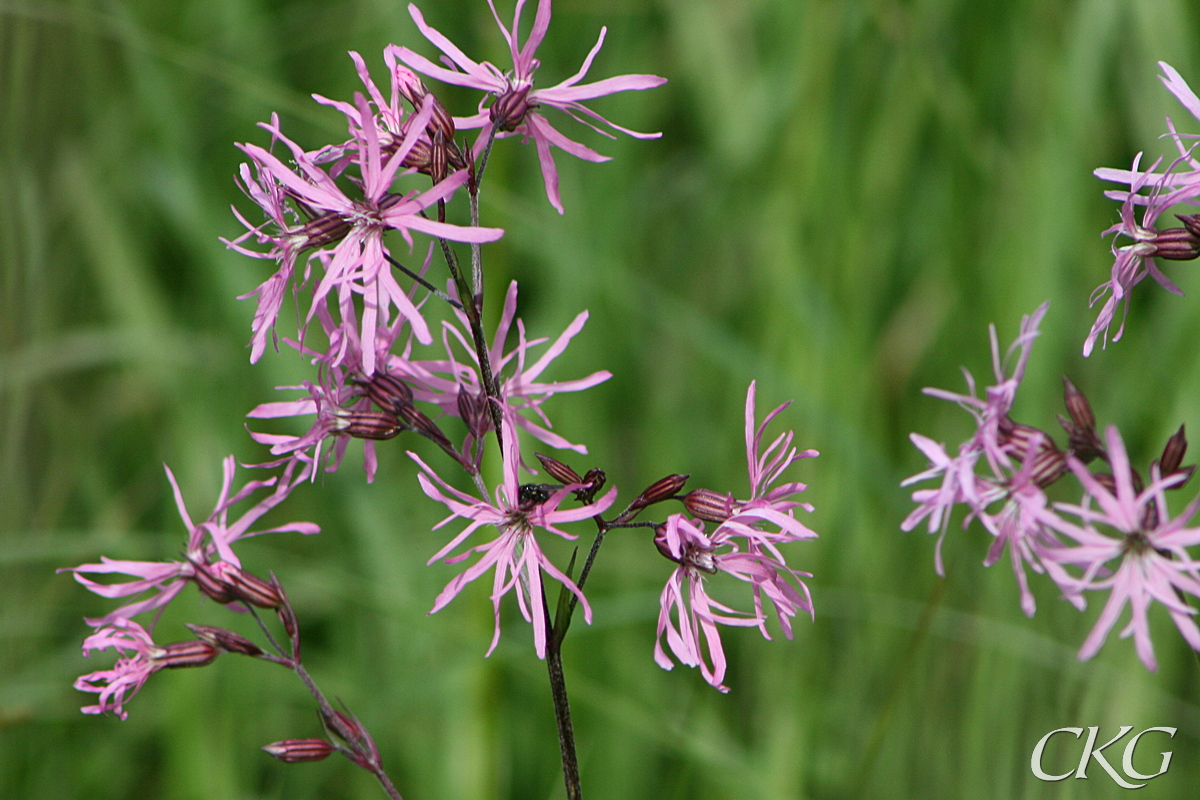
[5,0,1200,797]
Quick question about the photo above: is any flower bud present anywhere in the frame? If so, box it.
[397,404,454,450]
[185,624,265,658]
[154,639,219,669]
[457,387,491,440]
[683,488,734,522]
[262,738,335,763]
[395,69,456,142]
[536,453,582,485]
[1159,424,1189,476]
[1062,377,1095,430]
[629,474,690,511]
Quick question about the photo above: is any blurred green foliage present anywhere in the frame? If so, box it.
[4,0,1200,797]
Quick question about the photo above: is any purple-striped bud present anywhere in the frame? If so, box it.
[154,639,219,669]
[683,488,735,522]
[1062,377,1095,430]
[398,404,453,450]
[185,624,264,658]
[457,387,491,440]
[297,211,353,250]
[1159,424,1189,476]
[630,474,690,512]
[1058,378,1104,463]
[536,453,583,485]
[262,738,335,763]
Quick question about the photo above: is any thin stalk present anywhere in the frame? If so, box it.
[543,579,583,800]
[381,252,462,310]
[469,125,499,303]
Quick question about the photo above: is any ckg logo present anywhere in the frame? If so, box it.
[1031,726,1177,789]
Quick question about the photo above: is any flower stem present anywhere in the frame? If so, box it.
[544,581,583,800]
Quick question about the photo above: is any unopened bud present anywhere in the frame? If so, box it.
[185,624,264,658]
[395,70,456,142]
[1160,424,1189,476]
[263,738,334,763]
[581,468,606,495]
[154,639,219,669]
[536,453,582,485]
[457,387,491,440]
[1179,214,1200,239]
[683,488,734,522]
[631,474,690,511]
[397,405,454,450]
[1062,377,1095,430]
[1029,446,1067,488]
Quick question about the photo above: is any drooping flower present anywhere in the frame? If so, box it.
[1034,425,1200,671]
[653,514,813,693]
[74,619,218,720]
[1084,152,1200,356]
[396,0,667,213]
[63,457,317,627]
[410,409,617,658]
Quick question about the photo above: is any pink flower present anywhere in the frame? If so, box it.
[74,620,220,719]
[73,620,162,720]
[969,431,1074,617]
[653,514,813,693]
[392,280,610,452]
[719,381,819,540]
[902,303,1050,566]
[1035,426,1200,671]
[410,410,617,658]
[63,457,317,626]
[1094,63,1200,200]
[396,0,667,213]
[232,98,503,375]
[1084,153,1200,356]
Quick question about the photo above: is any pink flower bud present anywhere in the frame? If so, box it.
[262,738,335,763]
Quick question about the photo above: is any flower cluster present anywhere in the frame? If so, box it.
[64,456,316,716]
[905,303,1200,670]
